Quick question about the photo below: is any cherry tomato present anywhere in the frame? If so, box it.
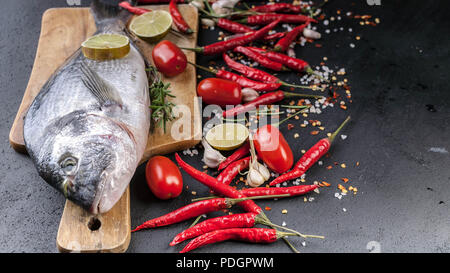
[197,78,242,107]
[253,125,293,174]
[152,40,187,77]
[145,156,183,200]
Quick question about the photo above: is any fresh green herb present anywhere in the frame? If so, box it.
[147,67,176,133]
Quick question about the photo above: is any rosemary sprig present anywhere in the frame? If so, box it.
[147,67,176,133]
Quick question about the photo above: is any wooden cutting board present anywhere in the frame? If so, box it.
[9,5,201,253]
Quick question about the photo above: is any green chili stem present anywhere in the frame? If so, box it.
[328,116,351,144]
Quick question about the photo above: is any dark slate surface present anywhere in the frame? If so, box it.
[0,0,449,253]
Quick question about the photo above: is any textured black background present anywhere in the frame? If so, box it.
[0,0,449,253]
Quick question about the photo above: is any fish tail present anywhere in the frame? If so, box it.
[90,0,136,32]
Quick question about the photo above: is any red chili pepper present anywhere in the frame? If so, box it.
[175,153,262,214]
[263,32,286,41]
[240,185,318,197]
[270,116,351,186]
[239,14,317,25]
[251,3,308,14]
[169,0,193,34]
[218,142,250,171]
[171,185,320,246]
[180,228,293,253]
[216,18,254,33]
[181,19,281,55]
[234,46,289,72]
[222,91,321,118]
[119,1,150,15]
[132,197,250,232]
[225,32,285,42]
[217,156,251,185]
[253,124,294,174]
[222,53,315,90]
[216,70,281,92]
[246,47,313,74]
[274,23,310,52]
[171,212,269,246]
[190,62,282,92]
[223,53,278,83]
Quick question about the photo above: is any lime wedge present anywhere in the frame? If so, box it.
[205,123,249,151]
[129,10,173,43]
[81,33,130,61]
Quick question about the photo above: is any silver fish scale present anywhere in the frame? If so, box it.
[23,39,150,213]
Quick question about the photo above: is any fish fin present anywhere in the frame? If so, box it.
[90,0,131,32]
[80,62,123,106]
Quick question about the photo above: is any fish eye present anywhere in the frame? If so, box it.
[60,156,78,174]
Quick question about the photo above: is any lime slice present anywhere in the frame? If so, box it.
[81,34,130,61]
[205,123,249,151]
[129,10,173,43]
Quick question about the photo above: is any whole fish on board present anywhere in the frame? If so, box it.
[23,0,150,214]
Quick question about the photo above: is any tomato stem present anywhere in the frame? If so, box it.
[188,61,217,73]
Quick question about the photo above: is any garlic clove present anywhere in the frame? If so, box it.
[242,88,259,103]
[201,18,216,27]
[256,162,271,181]
[303,28,322,40]
[202,139,226,168]
[247,168,265,188]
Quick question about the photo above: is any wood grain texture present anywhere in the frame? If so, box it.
[10,5,200,253]
[10,4,201,158]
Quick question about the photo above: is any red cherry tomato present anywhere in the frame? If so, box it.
[152,40,187,77]
[253,125,293,174]
[197,78,242,107]
[145,156,183,200]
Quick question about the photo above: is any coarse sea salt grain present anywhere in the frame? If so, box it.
[350,43,356,48]
[341,135,348,140]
